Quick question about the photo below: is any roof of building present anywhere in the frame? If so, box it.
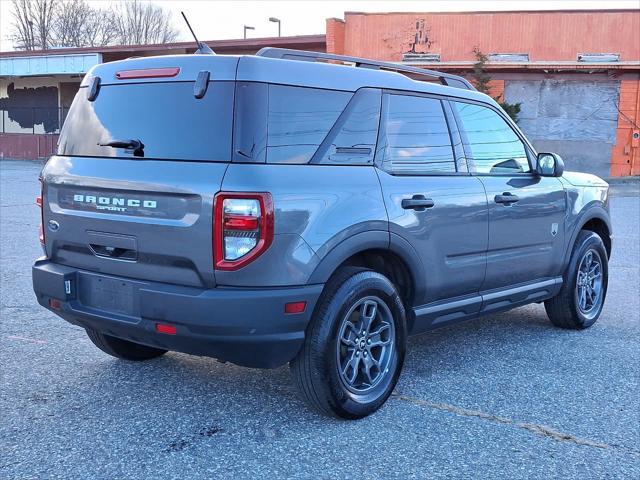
[0,34,326,59]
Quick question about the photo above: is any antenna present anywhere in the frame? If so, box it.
[181,11,215,55]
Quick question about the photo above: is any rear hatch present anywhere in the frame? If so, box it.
[41,55,239,288]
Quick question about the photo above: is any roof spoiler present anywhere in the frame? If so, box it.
[255,47,475,91]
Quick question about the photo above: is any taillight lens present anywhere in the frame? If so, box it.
[213,192,274,271]
[36,179,44,246]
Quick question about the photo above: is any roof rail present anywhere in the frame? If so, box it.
[255,47,475,91]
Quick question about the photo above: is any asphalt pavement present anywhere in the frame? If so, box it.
[1,159,639,479]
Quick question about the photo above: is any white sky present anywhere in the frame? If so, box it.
[1,0,638,52]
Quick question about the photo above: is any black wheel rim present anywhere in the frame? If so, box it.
[336,296,395,394]
[575,248,604,319]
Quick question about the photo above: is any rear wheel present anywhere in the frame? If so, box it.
[291,268,407,419]
[85,329,167,361]
[545,230,608,329]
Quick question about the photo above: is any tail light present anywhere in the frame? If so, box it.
[36,179,44,246]
[213,192,274,271]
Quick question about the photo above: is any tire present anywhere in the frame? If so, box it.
[85,328,167,361]
[545,230,608,329]
[291,267,407,419]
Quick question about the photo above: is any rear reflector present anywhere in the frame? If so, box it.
[116,67,180,80]
[48,298,61,310]
[285,301,306,314]
[155,323,177,335]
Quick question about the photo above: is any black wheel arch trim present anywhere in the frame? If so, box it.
[307,231,426,305]
[307,231,389,284]
[563,204,612,269]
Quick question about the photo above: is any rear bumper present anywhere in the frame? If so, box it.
[32,259,323,368]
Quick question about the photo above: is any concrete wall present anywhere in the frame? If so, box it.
[505,79,620,178]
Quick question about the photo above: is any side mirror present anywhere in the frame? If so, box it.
[537,152,564,177]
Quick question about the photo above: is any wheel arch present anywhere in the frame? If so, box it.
[307,231,424,332]
[564,206,612,269]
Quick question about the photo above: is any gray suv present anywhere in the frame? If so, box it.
[32,48,612,419]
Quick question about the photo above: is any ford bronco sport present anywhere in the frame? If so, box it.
[32,48,612,419]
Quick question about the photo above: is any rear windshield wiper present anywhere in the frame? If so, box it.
[98,139,144,157]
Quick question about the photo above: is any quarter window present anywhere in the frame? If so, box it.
[267,85,351,164]
[452,101,530,174]
[314,88,381,166]
[378,94,455,174]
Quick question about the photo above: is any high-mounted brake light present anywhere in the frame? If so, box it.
[213,192,274,271]
[115,67,180,80]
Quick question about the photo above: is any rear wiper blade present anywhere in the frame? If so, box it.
[98,139,144,157]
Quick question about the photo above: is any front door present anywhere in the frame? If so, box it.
[450,100,566,291]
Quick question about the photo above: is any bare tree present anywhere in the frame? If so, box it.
[113,0,178,45]
[9,0,178,50]
[10,0,58,50]
[53,0,116,47]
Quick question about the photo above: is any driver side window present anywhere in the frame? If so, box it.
[452,101,531,174]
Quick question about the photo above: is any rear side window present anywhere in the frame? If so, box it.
[377,94,456,174]
[58,81,234,161]
[313,88,382,166]
[267,85,351,164]
[451,101,530,174]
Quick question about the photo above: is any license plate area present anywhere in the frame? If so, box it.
[78,273,138,317]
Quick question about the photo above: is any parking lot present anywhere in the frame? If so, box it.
[1,159,639,479]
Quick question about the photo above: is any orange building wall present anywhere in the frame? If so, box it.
[326,18,346,58]
[338,10,640,62]
[611,78,640,176]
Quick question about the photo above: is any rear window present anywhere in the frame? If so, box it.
[58,81,234,161]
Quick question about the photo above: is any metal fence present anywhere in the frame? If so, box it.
[1,107,70,135]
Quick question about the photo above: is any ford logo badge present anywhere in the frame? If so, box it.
[48,220,60,232]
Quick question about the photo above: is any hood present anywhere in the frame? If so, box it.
[562,171,609,188]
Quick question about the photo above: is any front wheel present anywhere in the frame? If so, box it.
[545,230,608,329]
[291,268,407,419]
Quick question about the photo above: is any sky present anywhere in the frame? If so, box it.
[1,0,639,52]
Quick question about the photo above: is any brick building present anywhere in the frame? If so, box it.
[1,8,639,176]
[326,9,640,177]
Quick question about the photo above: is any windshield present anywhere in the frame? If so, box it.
[58,81,234,161]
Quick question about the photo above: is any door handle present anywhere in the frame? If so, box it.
[402,195,435,211]
[494,192,520,205]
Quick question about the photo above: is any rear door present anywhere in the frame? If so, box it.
[42,57,238,289]
[375,93,488,319]
[450,100,566,291]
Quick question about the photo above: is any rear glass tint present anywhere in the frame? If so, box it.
[58,81,234,161]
